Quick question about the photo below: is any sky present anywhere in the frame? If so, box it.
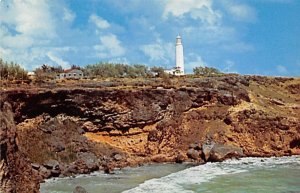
[0,0,299,76]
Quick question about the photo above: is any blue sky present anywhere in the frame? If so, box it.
[0,0,299,76]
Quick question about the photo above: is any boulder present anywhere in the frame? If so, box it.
[113,154,123,161]
[31,163,41,170]
[187,149,200,160]
[189,143,201,150]
[150,154,169,163]
[62,164,78,176]
[209,144,244,162]
[73,186,88,193]
[102,163,114,174]
[175,152,186,163]
[75,152,99,173]
[39,166,51,179]
[43,159,60,170]
[50,169,61,177]
[48,137,65,152]
[202,141,215,161]
[81,121,99,132]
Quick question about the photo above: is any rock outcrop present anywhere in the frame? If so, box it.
[0,103,40,193]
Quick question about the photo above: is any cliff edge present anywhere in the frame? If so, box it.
[0,75,299,191]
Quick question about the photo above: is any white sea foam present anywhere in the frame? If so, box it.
[123,156,300,193]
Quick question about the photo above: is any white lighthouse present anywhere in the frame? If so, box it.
[175,34,184,75]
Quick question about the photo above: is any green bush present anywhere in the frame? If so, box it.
[193,66,223,76]
[0,58,28,80]
[84,62,154,78]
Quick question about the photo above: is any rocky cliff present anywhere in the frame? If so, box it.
[0,75,299,192]
[0,103,40,193]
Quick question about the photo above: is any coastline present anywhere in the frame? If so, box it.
[40,155,300,193]
[1,75,299,192]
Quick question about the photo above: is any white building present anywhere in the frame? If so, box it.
[165,35,185,76]
[175,34,184,75]
[57,68,84,79]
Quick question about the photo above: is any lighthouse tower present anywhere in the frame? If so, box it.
[175,35,184,75]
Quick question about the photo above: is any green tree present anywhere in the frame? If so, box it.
[193,66,222,76]
[0,59,28,80]
[150,66,165,78]
[84,62,152,78]
[34,64,63,81]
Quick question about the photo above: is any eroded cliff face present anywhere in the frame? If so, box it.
[0,103,39,193]
[1,76,300,184]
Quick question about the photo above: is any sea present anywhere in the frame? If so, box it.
[40,155,300,193]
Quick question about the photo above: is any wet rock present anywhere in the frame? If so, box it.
[188,142,201,150]
[151,154,169,163]
[39,166,51,179]
[62,164,78,176]
[175,152,186,163]
[209,144,244,162]
[75,152,99,173]
[31,163,40,170]
[187,149,200,160]
[50,169,61,177]
[43,159,59,170]
[73,186,88,193]
[102,164,114,174]
[202,141,215,161]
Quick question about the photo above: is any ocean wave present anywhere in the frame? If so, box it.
[123,156,300,193]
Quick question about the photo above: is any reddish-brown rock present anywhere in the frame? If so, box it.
[0,103,40,193]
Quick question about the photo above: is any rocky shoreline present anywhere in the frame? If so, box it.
[1,76,299,192]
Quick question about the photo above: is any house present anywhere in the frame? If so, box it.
[27,71,36,80]
[57,68,84,79]
[164,66,183,76]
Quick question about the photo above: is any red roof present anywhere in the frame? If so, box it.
[63,68,82,73]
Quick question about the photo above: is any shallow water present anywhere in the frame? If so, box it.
[40,163,191,193]
[41,156,300,193]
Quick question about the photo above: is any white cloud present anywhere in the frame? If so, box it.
[0,0,58,69]
[183,25,237,45]
[94,34,125,58]
[108,57,129,64]
[140,39,173,66]
[276,65,288,74]
[225,3,257,22]
[223,60,238,73]
[0,0,56,38]
[89,14,110,29]
[47,52,70,69]
[186,54,207,72]
[63,8,76,22]
[163,0,221,25]
[222,42,254,52]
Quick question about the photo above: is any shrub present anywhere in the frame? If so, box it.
[0,58,28,80]
[193,66,223,77]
